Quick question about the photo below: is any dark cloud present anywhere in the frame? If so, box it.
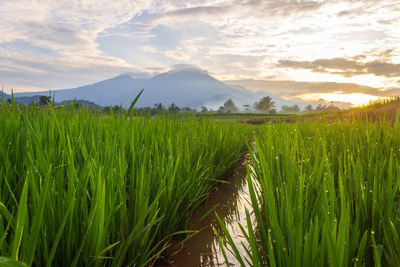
[277,57,400,78]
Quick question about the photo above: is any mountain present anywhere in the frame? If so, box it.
[13,68,289,109]
[1,91,9,100]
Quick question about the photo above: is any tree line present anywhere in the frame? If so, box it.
[5,95,339,114]
[103,102,194,115]
[199,96,277,113]
[202,97,339,113]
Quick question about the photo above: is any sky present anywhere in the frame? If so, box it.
[1,0,400,105]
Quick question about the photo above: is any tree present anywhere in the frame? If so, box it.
[154,103,163,111]
[281,105,300,113]
[327,104,339,111]
[201,106,208,113]
[39,96,51,106]
[168,103,180,113]
[314,104,339,112]
[223,99,238,112]
[217,106,225,113]
[243,104,251,112]
[113,105,121,113]
[254,96,275,113]
[304,104,313,112]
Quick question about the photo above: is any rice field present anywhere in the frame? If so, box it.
[1,100,400,266]
[0,102,250,266]
[218,118,400,267]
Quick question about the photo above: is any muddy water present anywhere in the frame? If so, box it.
[164,156,255,266]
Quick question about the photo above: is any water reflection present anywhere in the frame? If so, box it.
[164,156,255,266]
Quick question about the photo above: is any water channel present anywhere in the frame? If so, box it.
[162,155,256,266]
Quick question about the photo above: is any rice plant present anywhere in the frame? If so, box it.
[218,119,400,266]
[0,101,251,266]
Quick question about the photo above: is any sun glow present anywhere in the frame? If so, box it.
[298,92,387,107]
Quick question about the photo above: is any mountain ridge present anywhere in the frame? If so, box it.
[13,69,290,109]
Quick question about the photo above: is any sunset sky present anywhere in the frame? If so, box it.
[1,0,399,105]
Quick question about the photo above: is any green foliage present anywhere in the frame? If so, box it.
[269,108,277,114]
[361,96,400,109]
[2,98,399,267]
[304,104,313,112]
[38,96,51,106]
[0,105,250,266]
[154,102,164,111]
[314,104,339,112]
[218,119,400,266]
[168,103,180,113]
[243,104,251,112]
[254,96,275,113]
[223,99,239,112]
[0,257,28,267]
[281,104,300,113]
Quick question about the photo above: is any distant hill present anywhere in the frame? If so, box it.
[13,68,290,110]
[60,99,101,109]
[1,91,41,105]
[1,91,9,100]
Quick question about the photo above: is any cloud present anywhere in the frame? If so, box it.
[131,0,327,29]
[168,64,209,74]
[378,19,393,25]
[0,46,144,91]
[165,5,231,17]
[0,0,153,91]
[0,0,400,94]
[335,30,387,42]
[226,79,400,98]
[285,27,320,35]
[0,1,149,47]
[277,57,400,78]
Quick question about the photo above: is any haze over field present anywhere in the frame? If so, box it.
[1,0,400,106]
